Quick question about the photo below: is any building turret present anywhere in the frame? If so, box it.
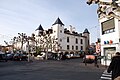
[52,17,64,26]
[52,17,64,38]
[35,24,44,31]
[52,17,65,51]
[83,28,90,50]
[35,24,44,36]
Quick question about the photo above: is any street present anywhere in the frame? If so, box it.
[0,58,106,80]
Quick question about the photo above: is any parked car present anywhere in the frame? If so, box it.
[66,53,71,59]
[7,53,14,60]
[0,52,7,62]
[21,54,28,61]
[13,53,28,61]
[83,55,95,63]
[37,52,46,60]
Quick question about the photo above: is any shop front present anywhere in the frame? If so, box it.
[101,47,116,66]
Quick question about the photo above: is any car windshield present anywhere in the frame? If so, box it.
[14,53,19,56]
[7,54,11,56]
[21,54,26,56]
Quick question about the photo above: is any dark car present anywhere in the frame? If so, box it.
[21,54,28,61]
[13,53,28,61]
[7,53,14,60]
[0,53,7,62]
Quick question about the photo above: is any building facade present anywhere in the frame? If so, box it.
[34,18,90,55]
[98,1,120,66]
[13,17,90,58]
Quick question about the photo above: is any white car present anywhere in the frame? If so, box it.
[37,52,46,59]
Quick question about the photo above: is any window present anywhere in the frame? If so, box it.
[81,46,83,50]
[110,28,115,32]
[60,47,62,49]
[88,40,89,45]
[60,30,62,33]
[104,47,116,60]
[76,38,78,44]
[76,46,78,50]
[80,39,83,44]
[101,18,115,34]
[60,39,62,42]
[67,37,69,43]
[72,46,74,50]
[103,28,115,34]
[67,45,69,50]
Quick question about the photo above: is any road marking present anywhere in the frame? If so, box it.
[100,70,112,80]
[102,74,111,77]
[100,76,111,80]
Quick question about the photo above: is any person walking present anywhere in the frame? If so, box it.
[107,52,120,80]
[94,54,99,68]
[93,52,99,68]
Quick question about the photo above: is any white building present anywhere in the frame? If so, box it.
[34,17,90,55]
[98,1,120,66]
[13,17,90,58]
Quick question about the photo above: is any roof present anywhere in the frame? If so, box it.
[83,28,90,34]
[35,24,44,31]
[52,17,64,26]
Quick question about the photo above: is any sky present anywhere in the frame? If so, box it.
[0,0,100,45]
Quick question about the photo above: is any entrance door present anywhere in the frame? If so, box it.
[104,47,116,65]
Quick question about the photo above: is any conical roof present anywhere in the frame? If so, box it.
[83,28,90,34]
[35,24,44,31]
[52,17,64,26]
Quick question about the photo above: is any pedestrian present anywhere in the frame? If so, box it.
[107,52,120,80]
[94,55,99,68]
[94,53,99,68]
